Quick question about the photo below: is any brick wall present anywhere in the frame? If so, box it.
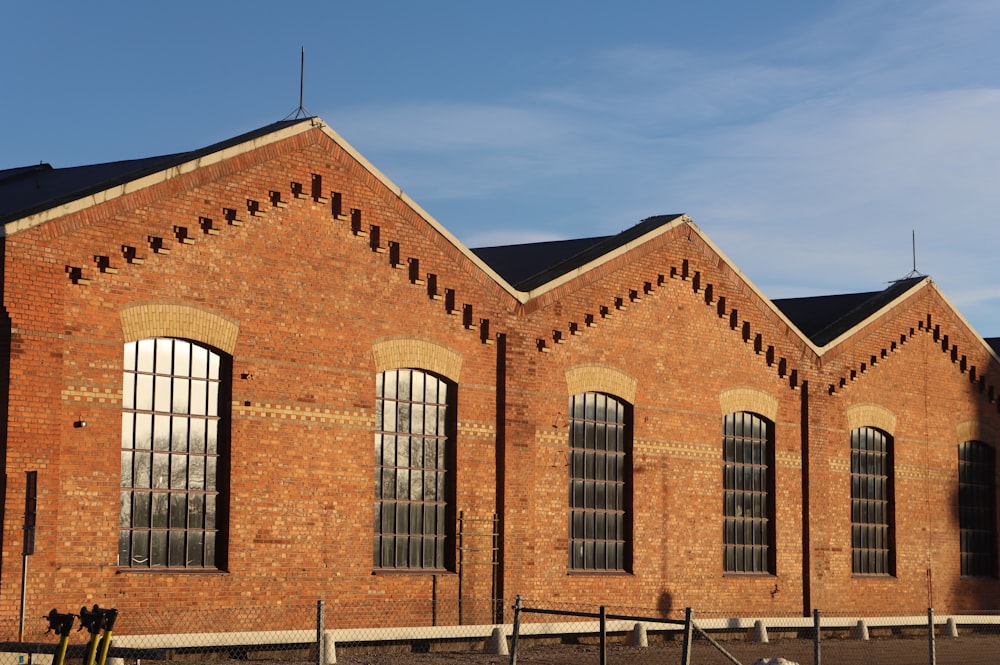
[2,121,999,633]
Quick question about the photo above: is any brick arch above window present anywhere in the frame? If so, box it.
[957,420,998,448]
[371,337,462,382]
[565,364,637,404]
[119,303,239,353]
[845,403,897,435]
[718,386,779,421]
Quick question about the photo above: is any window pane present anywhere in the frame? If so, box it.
[191,344,208,379]
[152,453,169,489]
[190,381,207,416]
[170,494,186,528]
[153,414,170,451]
[133,492,150,528]
[150,531,167,566]
[169,531,186,566]
[135,374,153,411]
[132,531,149,566]
[174,341,191,377]
[172,378,189,414]
[136,339,154,373]
[121,451,133,488]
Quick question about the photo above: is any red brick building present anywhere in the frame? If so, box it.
[1,117,998,633]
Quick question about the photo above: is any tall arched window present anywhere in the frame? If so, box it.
[568,392,631,571]
[723,412,775,573]
[120,338,228,569]
[374,368,455,570]
[851,426,895,575]
[959,440,997,577]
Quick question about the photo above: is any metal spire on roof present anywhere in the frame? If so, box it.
[894,229,927,282]
[283,47,315,120]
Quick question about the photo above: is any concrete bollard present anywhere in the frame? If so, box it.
[752,619,769,644]
[323,629,337,664]
[852,619,869,641]
[628,622,648,647]
[946,617,959,638]
[487,626,509,655]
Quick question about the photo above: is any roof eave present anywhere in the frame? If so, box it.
[314,122,528,301]
[3,119,320,237]
[813,277,932,352]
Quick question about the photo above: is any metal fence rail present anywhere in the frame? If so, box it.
[1,599,999,665]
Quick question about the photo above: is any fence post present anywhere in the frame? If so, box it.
[599,606,607,665]
[813,608,821,665]
[510,596,522,665]
[317,600,334,665]
[681,608,693,665]
[928,607,936,665]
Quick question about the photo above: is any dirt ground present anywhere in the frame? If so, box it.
[327,633,1000,665]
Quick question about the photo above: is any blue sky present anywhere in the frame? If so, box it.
[3,1,1000,335]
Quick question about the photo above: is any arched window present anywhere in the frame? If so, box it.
[374,369,455,570]
[723,412,774,573]
[119,338,228,569]
[851,426,894,575]
[959,440,997,577]
[568,392,631,571]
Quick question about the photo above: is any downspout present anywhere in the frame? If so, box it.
[493,333,507,623]
[800,381,812,616]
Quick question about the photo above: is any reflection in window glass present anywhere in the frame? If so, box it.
[120,338,226,569]
[568,392,631,571]
[851,427,894,575]
[723,412,774,573]
[959,441,997,577]
[374,369,453,570]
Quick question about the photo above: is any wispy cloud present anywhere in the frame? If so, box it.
[328,1,1000,330]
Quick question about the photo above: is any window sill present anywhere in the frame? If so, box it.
[566,570,632,577]
[722,571,776,578]
[372,569,455,576]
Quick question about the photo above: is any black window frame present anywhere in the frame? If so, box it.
[850,426,895,576]
[374,368,456,571]
[119,337,230,570]
[959,440,998,578]
[567,391,632,572]
[723,411,775,574]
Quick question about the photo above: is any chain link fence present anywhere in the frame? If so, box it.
[0,598,998,665]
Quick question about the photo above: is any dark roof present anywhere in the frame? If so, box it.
[0,118,312,227]
[985,338,1000,356]
[472,236,612,288]
[472,214,683,291]
[773,277,926,346]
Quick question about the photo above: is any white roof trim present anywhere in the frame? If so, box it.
[813,277,931,352]
[4,120,319,237]
[926,281,1000,364]
[313,122,527,301]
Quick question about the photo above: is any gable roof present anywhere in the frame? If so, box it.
[471,215,684,291]
[987,338,1000,356]
[4,116,991,358]
[472,236,612,290]
[0,119,311,227]
[772,277,926,347]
